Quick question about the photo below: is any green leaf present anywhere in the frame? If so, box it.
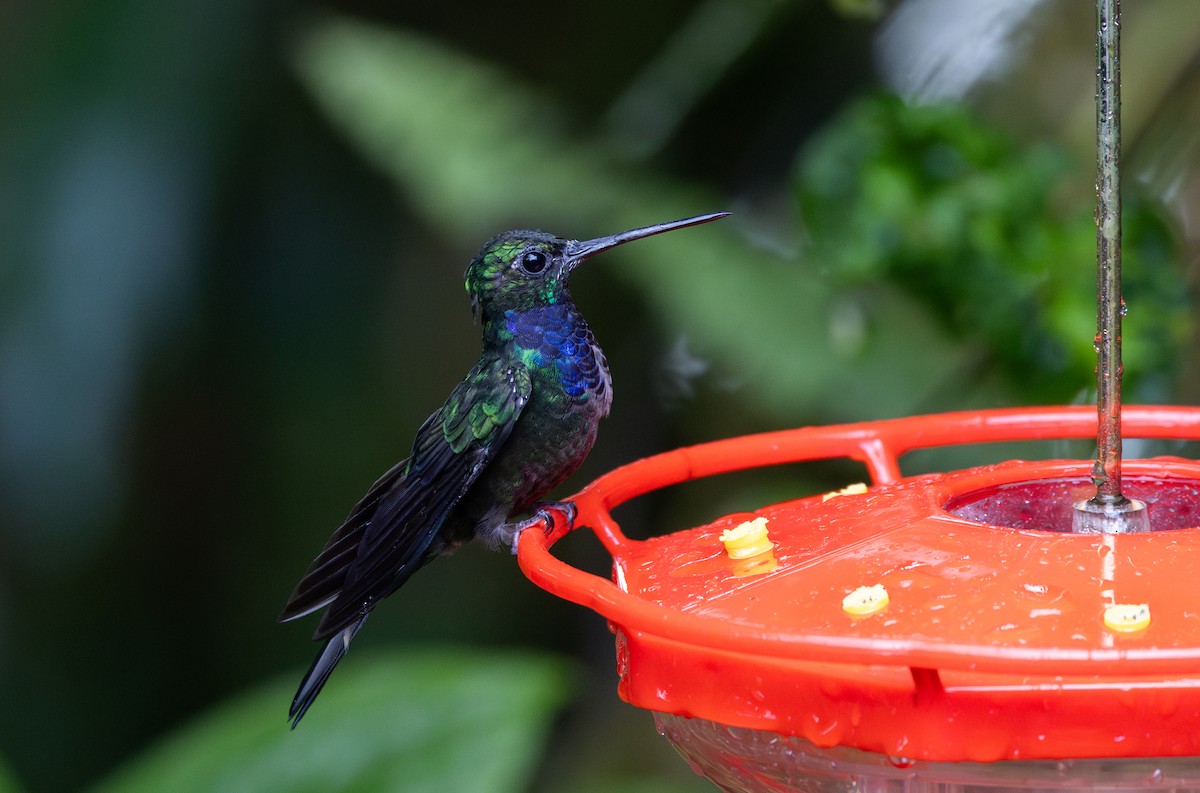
[796,94,1187,404]
[291,15,620,238]
[0,754,24,793]
[91,648,572,793]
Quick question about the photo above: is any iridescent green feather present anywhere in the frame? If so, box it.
[442,361,530,454]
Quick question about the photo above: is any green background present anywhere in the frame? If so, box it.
[3,1,1200,790]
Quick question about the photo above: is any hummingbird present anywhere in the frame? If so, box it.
[279,212,728,726]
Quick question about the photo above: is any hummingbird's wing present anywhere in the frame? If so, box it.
[279,358,532,639]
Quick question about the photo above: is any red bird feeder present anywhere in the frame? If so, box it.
[519,2,1200,788]
[519,406,1200,790]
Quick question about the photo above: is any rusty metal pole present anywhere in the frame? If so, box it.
[1073,0,1149,533]
[1094,0,1124,503]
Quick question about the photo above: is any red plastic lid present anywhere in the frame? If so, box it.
[518,406,1200,762]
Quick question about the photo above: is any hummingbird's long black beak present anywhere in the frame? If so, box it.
[565,212,729,266]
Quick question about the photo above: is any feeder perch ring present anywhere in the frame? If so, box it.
[518,405,1200,763]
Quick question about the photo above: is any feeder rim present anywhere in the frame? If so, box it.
[518,404,1200,679]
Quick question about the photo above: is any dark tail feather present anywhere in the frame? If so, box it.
[288,613,368,728]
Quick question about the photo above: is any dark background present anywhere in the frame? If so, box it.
[2,1,1200,790]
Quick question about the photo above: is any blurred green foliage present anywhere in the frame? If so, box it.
[0,758,20,793]
[798,94,1187,403]
[90,649,570,793]
[2,2,1198,792]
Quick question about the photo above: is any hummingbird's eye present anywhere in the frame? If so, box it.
[519,251,549,275]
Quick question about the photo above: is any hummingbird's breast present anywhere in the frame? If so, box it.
[503,305,613,413]
[473,305,613,514]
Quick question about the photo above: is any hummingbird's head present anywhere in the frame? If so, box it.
[463,213,729,321]
[464,229,571,321]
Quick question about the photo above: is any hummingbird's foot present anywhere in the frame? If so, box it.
[505,501,577,554]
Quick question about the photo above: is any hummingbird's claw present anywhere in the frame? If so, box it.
[539,500,577,534]
[507,501,577,554]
